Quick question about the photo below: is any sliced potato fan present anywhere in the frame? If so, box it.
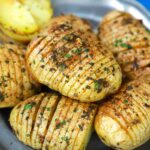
[26,14,122,102]
[9,92,97,150]
[0,43,39,108]
[98,10,150,77]
[0,0,53,43]
[95,74,150,150]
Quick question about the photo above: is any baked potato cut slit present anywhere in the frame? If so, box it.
[73,104,97,150]
[28,36,51,70]
[0,50,12,107]
[42,96,67,149]
[30,93,50,149]
[9,49,21,103]
[63,103,84,150]
[48,98,73,149]
[55,100,79,150]
[129,90,150,118]
[11,49,23,102]
[75,63,120,101]
[21,94,40,145]
[27,36,46,58]
[29,93,47,147]
[60,54,107,97]
[25,94,46,145]
[35,94,60,149]
[66,55,108,94]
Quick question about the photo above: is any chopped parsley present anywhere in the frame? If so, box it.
[114,39,132,49]
[24,102,36,110]
[56,120,66,129]
[59,63,67,71]
[89,62,94,66]
[124,99,128,104]
[72,48,83,55]
[84,49,89,52]
[61,136,69,144]
[64,53,72,59]
[94,79,104,92]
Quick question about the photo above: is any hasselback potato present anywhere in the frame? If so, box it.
[98,10,150,77]
[95,74,150,150]
[10,92,97,150]
[0,42,39,108]
[26,15,122,102]
[0,0,53,43]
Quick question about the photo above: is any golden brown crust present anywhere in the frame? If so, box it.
[26,14,122,102]
[9,92,97,150]
[99,10,150,75]
[95,75,150,150]
[0,43,40,108]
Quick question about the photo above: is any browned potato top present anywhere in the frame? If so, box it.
[26,14,122,102]
[99,10,150,74]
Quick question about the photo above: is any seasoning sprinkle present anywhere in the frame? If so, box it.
[114,39,132,49]
[24,102,36,110]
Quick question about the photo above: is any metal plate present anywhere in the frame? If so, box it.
[0,0,150,149]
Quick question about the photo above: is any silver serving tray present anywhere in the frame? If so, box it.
[0,0,150,149]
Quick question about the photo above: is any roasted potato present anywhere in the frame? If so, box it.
[26,15,122,102]
[98,10,150,76]
[0,0,53,43]
[95,75,150,150]
[0,43,39,108]
[9,92,97,150]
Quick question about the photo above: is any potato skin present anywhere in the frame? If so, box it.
[9,92,97,150]
[99,10,150,77]
[0,43,39,108]
[0,0,53,43]
[26,15,122,102]
[95,75,150,150]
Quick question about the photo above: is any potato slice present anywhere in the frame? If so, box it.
[95,75,150,150]
[0,0,53,42]
[10,92,97,150]
[0,43,39,108]
[98,10,150,77]
[26,15,122,102]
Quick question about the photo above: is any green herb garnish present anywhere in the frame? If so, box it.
[56,120,66,129]
[64,53,72,58]
[94,79,104,92]
[61,136,69,143]
[24,102,36,110]
[114,39,132,49]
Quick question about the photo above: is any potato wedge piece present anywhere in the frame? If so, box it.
[0,43,39,108]
[95,75,150,150]
[98,10,150,77]
[26,15,122,102]
[10,92,97,150]
[0,0,53,43]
